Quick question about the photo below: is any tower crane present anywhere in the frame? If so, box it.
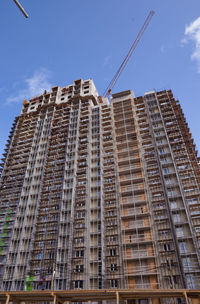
[103,10,154,98]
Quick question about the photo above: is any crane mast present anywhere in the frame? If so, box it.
[103,10,154,98]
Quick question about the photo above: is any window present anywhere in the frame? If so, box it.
[163,167,170,174]
[109,236,116,242]
[160,230,169,237]
[98,263,102,275]
[37,253,43,260]
[107,178,112,183]
[178,165,188,170]
[159,148,165,154]
[186,274,196,289]
[176,227,184,237]
[76,212,85,218]
[110,279,118,288]
[183,258,192,271]
[75,250,84,257]
[187,198,198,206]
[191,208,200,215]
[164,243,171,251]
[153,193,162,197]
[98,235,101,246]
[166,121,173,126]
[171,201,177,209]
[173,214,181,223]
[168,189,174,197]
[76,223,85,229]
[184,187,195,193]
[151,179,159,184]
[110,249,116,256]
[157,214,165,219]
[48,251,55,259]
[173,276,178,285]
[149,170,158,175]
[179,242,187,254]
[110,264,117,271]
[195,227,200,233]
[75,265,84,273]
[75,237,84,244]
[165,177,172,185]
[156,203,164,209]
[75,280,83,289]
[98,223,101,232]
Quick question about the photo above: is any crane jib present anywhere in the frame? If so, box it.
[103,10,155,98]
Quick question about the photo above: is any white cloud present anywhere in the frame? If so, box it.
[183,16,200,73]
[7,68,52,103]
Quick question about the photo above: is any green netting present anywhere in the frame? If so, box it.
[0,209,12,255]
[3,224,8,230]
[5,215,11,222]
[25,275,34,291]
[0,240,5,247]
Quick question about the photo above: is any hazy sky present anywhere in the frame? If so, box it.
[0,0,200,158]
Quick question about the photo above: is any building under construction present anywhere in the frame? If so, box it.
[0,79,200,302]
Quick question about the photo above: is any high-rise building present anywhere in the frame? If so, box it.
[0,78,200,294]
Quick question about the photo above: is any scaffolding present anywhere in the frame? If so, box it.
[0,80,200,295]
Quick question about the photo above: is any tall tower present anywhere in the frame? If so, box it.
[0,79,199,293]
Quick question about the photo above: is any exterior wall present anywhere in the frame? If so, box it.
[133,90,200,289]
[0,80,199,294]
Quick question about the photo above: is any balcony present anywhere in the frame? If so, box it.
[126,249,154,260]
[123,234,152,244]
[122,220,150,230]
[121,207,149,218]
[118,164,141,173]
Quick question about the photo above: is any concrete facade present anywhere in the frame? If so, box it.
[0,79,200,298]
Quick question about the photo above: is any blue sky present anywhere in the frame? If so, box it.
[0,0,200,158]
